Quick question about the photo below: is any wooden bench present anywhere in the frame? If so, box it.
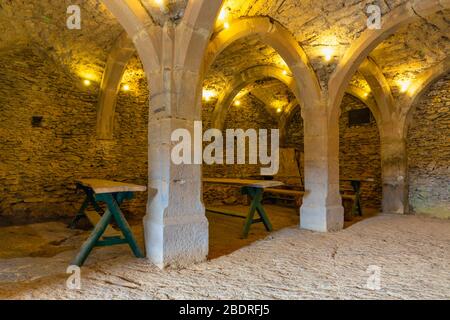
[204,178,283,238]
[264,188,357,218]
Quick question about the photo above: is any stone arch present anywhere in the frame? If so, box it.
[175,0,224,119]
[97,32,136,140]
[346,85,379,121]
[358,57,393,128]
[98,0,223,136]
[99,0,224,267]
[204,16,322,111]
[328,0,449,120]
[211,65,299,129]
[401,57,450,138]
[279,84,379,146]
[101,0,161,74]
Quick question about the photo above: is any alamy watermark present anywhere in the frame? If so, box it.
[66,265,81,290]
[67,5,81,30]
[366,265,381,290]
[366,4,382,30]
[171,121,280,175]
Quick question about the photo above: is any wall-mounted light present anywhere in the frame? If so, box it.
[218,7,228,21]
[398,79,411,93]
[322,47,334,62]
[218,7,231,30]
[203,89,216,102]
[83,79,91,86]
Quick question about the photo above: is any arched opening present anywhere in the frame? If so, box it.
[407,73,450,218]
[329,5,448,217]
[201,35,302,258]
[338,93,382,224]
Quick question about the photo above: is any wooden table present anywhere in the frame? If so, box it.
[69,179,146,267]
[203,178,283,238]
[341,177,375,216]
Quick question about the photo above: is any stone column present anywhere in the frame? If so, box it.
[380,134,409,214]
[300,106,344,232]
[141,24,208,268]
[144,118,208,268]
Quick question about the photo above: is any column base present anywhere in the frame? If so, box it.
[300,204,344,232]
[143,213,209,269]
[382,181,408,214]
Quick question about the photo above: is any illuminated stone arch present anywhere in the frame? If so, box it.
[211,65,299,130]
[328,0,449,121]
[97,32,136,140]
[204,16,322,111]
[400,58,450,138]
[279,84,379,146]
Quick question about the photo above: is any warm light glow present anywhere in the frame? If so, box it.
[398,79,411,93]
[83,79,91,86]
[364,92,369,97]
[322,47,334,62]
[224,22,230,29]
[203,89,216,101]
[154,0,164,5]
[276,108,282,113]
[218,7,228,21]
[282,70,288,76]
[122,84,130,91]
[77,69,99,83]
[233,100,241,107]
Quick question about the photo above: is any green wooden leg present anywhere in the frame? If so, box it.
[96,193,144,258]
[69,195,90,229]
[241,191,259,239]
[256,201,273,232]
[241,187,273,239]
[71,208,114,267]
[351,180,363,216]
[69,185,103,228]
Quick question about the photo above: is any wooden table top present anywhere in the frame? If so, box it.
[203,178,284,189]
[76,179,147,194]
[341,177,375,183]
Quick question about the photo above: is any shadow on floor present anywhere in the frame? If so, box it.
[0,205,379,263]
[207,204,380,259]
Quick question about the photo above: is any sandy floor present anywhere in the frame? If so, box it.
[0,210,449,299]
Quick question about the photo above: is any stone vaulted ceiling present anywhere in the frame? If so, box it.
[140,0,189,24]
[203,35,293,118]
[218,0,449,92]
[371,10,449,97]
[0,0,448,108]
[0,0,124,83]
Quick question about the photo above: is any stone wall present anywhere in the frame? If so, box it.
[0,45,148,223]
[201,93,383,209]
[284,106,304,150]
[339,94,382,210]
[202,95,278,206]
[407,74,450,218]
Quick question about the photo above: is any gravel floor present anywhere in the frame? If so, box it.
[0,214,449,299]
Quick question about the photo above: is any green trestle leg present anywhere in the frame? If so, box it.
[350,180,363,217]
[71,190,144,267]
[241,187,273,239]
[69,184,103,228]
